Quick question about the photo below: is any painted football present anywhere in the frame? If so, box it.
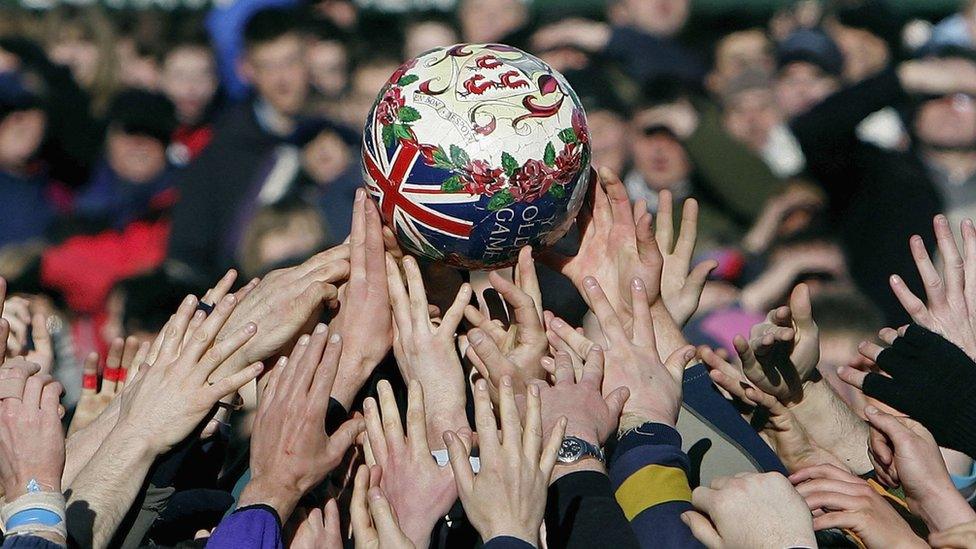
[362,43,591,269]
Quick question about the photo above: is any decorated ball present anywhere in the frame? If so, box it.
[361,43,591,270]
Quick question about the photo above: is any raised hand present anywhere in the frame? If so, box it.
[241,325,364,522]
[682,472,816,549]
[68,337,147,435]
[0,364,65,546]
[211,243,350,380]
[705,352,847,473]
[540,168,664,321]
[739,284,819,403]
[536,348,628,481]
[703,284,873,473]
[388,253,471,449]
[330,190,394,409]
[581,276,695,432]
[837,323,976,458]
[655,190,718,327]
[464,247,548,398]
[0,367,64,499]
[350,464,415,549]
[363,380,459,547]
[118,294,264,455]
[443,377,565,546]
[862,406,976,531]
[291,500,343,549]
[2,293,30,357]
[791,464,927,549]
[0,291,54,374]
[888,215,976,360]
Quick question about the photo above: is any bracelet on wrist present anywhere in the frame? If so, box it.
[1,488,67,540]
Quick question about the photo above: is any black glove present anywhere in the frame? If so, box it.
[865,324,976,458]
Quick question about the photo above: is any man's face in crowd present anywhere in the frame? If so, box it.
[107,127,167,184]
[162,46,217,125]
[340,61,400,127]
[631,111,691,191]
[458,0,526,43]
[623,0,690,39]
[723,87,781,152]
[916,94,976,150]
[0,109,46,171]
[588,109,629,175]
[708,30,773,94]
[307,39,348,99]
[302,129,351,185]
[404,21,459,60]
[774,61,839,118]
[257,215,323,271]
[243,34,310,117]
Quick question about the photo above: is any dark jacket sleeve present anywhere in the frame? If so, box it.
[1,536,64,549]
[545,471,639,549]
[206,505,282,549]
[604,26,705,85]
[789,67,908,198]
[483,536,536,549]
[609,422,705,549]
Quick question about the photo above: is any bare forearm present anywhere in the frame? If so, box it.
[649,302,688,360]
[66,425,156,548]
[63,403,121,487]
[790,382,873,474]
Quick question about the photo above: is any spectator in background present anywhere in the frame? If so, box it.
[204,0,300,102]
[722,68,805,178]
[705,29,775,97]
[338,55,399,128]
[774,28,843,120]
[72,89,177,230]
[909,46,976,229]
[168,8,330,285]
[403,15,459,59]
[307,22,350,107]
[0,38,102,192]
[285,120,360,244]
[38,89,178,317]
[239,198,327,279]
[457,0,531,48]
[787,28,945,324]
[531,0,705,86]
[160,32,221,165]
[0,71,62,249]
[42,6,119,116]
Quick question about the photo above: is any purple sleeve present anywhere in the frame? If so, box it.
[483,536,536,549]
[206,505,283,549]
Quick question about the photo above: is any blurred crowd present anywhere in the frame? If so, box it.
[5,0,976,547]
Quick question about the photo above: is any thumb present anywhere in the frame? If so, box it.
[681,511,723,549]
[864,405,915,447]
[604,386,630,423]
[326,417,365,465]
[664,345,697,379]
[687,260,718,292]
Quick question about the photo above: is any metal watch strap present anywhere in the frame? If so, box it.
[557,435,605,464]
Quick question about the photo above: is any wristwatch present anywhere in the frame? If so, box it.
[556,436,605,464]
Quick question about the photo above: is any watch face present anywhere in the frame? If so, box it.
[558,437,585,462]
